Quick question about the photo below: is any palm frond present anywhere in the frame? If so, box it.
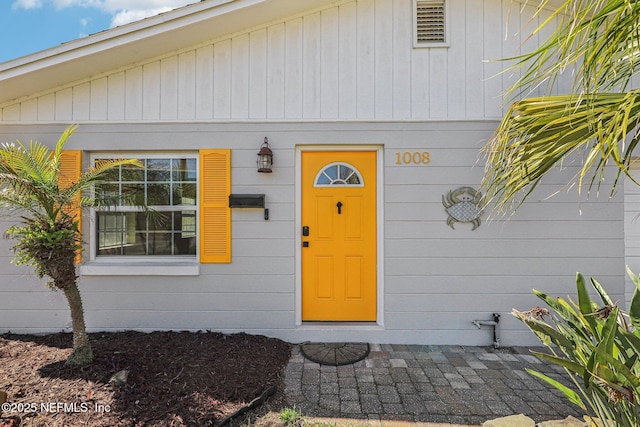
[52,125,78,166]
[0,165,58,220]
[504,0,640,100]
[63,158,143,207]
[482,91,640,213]
[0,126,144,225]
[0,139,56,192]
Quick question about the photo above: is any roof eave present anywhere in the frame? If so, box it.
[0,0,336,105]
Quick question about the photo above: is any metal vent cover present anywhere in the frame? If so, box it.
[415,0,446,44]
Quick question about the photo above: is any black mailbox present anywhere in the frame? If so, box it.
[229,194,265,208]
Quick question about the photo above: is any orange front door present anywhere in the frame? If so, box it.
[301,151,377,321]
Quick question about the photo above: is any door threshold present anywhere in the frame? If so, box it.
[299,321,381,328]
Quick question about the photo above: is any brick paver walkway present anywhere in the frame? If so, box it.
[284,344,584,426]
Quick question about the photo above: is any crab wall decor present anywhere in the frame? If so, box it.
[442,186,483,230]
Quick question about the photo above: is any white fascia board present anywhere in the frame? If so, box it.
[0,0,236,72]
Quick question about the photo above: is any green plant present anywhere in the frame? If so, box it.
[279,407,301,425]
[514,269,640,426]
[481,0,640,214]
[0,125,142,366]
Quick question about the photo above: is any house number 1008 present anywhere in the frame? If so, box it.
[395,151,431,165]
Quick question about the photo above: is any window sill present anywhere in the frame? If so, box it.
[80,261,200,276]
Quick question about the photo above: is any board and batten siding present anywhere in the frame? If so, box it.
[0,122,624,346]
[0,0,568,123]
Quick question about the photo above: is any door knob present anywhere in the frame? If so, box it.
[337,201,343,214]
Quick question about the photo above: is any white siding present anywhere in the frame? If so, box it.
[73,83,91,121]
[195,45,214,120]
[142,62,161,120]
[267,24,286,119]
[90,77,108,120]
[0,0,558,123]
[392,0,412,119]
[213,40,232,119]
[125,67,143,121]
[249,29,268,120]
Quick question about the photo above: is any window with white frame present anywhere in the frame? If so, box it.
[93,154,198,257]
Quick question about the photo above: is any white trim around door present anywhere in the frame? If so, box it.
[295,145,385,328]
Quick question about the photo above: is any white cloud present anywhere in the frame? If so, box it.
[13,0,197,27]
[110,7,175,27]
[11,0,43,9]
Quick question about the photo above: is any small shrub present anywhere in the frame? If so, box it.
[514,269,640,426]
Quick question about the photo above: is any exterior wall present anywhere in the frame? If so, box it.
[0,0,625,347]
[0,0,567,123]
[0,122,625,346]
[625,167,640,306]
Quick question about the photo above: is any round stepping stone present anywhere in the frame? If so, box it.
[300,342,370,366]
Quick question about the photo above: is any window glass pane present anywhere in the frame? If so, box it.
[97,212,123,256]
[346,173,360,185]
[324,166,337,180]
[121,184,145,206]
[147,159,171,181]
[117,220,144,254]
[173,158,197,181]
[121,163,145,182]
[338,165,352,180]
[122,237,147,255]
[175,235,196,255]
[96,183,120,201]
[149,212,172,232]
[147,233,173,255]
[173,183,196,206]
[175,211,197,238]
[96,161,120,181]
[120,212,148,255]
[316,174,331,185]
[175,211,196,255]
[132,212,149,233]
[148,183,171,205]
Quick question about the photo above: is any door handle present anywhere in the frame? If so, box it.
[337,201,343,214]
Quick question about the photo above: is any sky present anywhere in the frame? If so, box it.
[0,0,199,63]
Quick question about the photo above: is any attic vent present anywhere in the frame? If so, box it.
[414,0,447,47]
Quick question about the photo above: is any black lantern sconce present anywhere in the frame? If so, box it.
[257,137,273,173]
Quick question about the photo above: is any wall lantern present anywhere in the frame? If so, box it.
[257,137,274,173]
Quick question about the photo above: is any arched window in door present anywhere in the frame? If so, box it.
[314,162,364,187]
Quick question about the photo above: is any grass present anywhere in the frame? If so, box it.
[280,407,302,425]
[241,407,375,427]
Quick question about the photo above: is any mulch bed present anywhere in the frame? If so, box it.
[0,331,292,426]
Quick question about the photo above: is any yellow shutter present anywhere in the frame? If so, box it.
[200,149,231,263]
[58,150,82,264]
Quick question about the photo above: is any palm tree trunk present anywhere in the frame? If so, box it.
[62,281,93,366]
